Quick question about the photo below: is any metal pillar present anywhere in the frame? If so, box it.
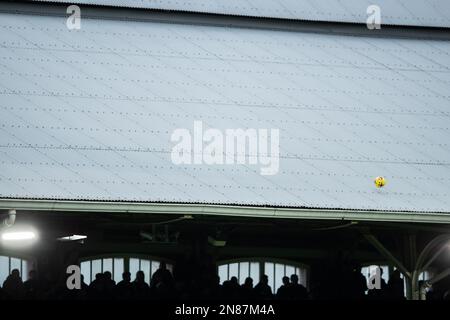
[403,234,417,300]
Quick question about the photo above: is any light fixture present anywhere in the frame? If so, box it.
[139,231,153,241]
[57,234,87,241]
[208,236,226,247]
[1,231,36,241]
[0,210,38,246]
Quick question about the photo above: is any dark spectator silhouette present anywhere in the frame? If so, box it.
[241,277,255,299]
[222,276,241,299]
[367,268,388,300]
[80,274,88,288]
[88,273,105,300]
[3,261,448,301]
[348,264,367,299]
[254,275,272,299]
[276,276,290,299]
[151,262,174,288]
[116,271,133,299]
[56,272,79,300]
[151,272,172,299]
[23,270,39,300]
[387,269,405,299]
[132,270,150,299]
[103,271,116,299]
[289,274,308,300]
[76,274,89,300]
[151,262,175,299]
[2,269,25,299]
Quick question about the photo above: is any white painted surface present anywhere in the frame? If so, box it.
[0,11,449,212]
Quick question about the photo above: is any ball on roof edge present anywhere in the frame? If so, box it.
[374,176,386,188]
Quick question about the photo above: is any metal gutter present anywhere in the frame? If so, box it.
[1,1,450,40]
[1,199,449,224]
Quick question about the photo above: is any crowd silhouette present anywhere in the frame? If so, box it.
[0,263,448,300]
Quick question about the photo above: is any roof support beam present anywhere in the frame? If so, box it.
[428,268,450,285]
[361,232,411,279]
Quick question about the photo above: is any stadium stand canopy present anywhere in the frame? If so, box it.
[0,1,450,222]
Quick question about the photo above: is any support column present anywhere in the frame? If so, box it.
[403,234,417,300]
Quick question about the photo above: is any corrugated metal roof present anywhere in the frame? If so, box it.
[31,0,450,28]
[0,10,450,213]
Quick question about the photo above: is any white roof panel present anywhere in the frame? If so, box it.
[31,0,450,28]
[0,11,450,212]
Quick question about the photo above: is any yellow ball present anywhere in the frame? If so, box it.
[374,176,386,188]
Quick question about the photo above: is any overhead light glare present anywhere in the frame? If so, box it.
[1,231,36,241]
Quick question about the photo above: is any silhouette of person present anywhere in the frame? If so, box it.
[254,275,273,299]
[151,262,175,298]
[289,274,308,300]
[230,277,240,292]
[132,271,150,299]
[116,271,133,299]
[221,279,230,296]
[367,267,388,300]
[387,269,405,299]
[222,276,240,299]
[2,269,25,299]
[241,277,255,299]
[80,274,88,288]
[276,276,290,299]
[102,271,116,299]
[88,273,105,300]
[23,270,39,300]
[151,272,172,299]
[76,274,89,300]
[348,264,367,299]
